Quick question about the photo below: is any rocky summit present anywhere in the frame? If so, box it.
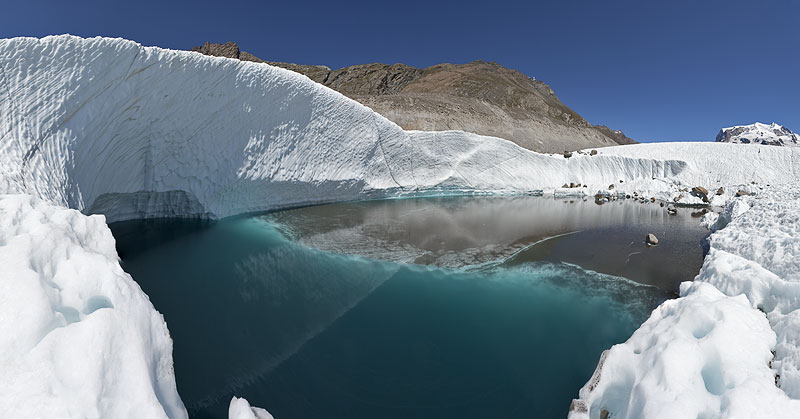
[191,42,635,153]
[716,122,800,146]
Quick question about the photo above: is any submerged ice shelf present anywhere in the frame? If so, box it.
[266,196,709,291]
[0,34,799,418]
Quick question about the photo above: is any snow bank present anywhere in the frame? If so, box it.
[569,282,786,419]
[0,195,185,419]
[2,35,800,419]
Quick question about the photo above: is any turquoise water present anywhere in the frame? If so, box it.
[111,197,703,419]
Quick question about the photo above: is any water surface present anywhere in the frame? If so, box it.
[111,196,708,419]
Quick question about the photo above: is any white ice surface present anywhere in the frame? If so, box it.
[0,195,185,419]
[228,397,273,419]
[1,35,799,419]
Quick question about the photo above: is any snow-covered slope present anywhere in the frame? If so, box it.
[0,195,185,419]
[716,122,800,146]
[1,35,800,419]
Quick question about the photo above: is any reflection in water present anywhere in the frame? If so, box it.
[266,196,710,291]
[110,196,707,419]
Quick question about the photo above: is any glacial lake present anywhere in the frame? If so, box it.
[110,196,710,419]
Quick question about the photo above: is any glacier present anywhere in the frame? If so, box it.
[1,34,799,418]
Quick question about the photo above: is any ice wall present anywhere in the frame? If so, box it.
[0,35,412,220]
[4,36,796,223]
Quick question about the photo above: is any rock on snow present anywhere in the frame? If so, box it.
[0,35,799,418]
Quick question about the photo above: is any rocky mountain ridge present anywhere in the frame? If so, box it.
[190,42,635,153]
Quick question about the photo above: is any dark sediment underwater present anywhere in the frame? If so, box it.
[110,196,709,419]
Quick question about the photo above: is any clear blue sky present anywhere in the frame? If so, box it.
[2,0,798,142]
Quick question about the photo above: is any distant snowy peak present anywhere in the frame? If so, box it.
[716,122,800,146]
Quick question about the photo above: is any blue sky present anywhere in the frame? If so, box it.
[2,0,798,142]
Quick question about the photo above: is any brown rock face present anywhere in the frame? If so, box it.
[190,42,637,153]
[692,186,710,203]
[191,41,242,59]
[191,42,332,81]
